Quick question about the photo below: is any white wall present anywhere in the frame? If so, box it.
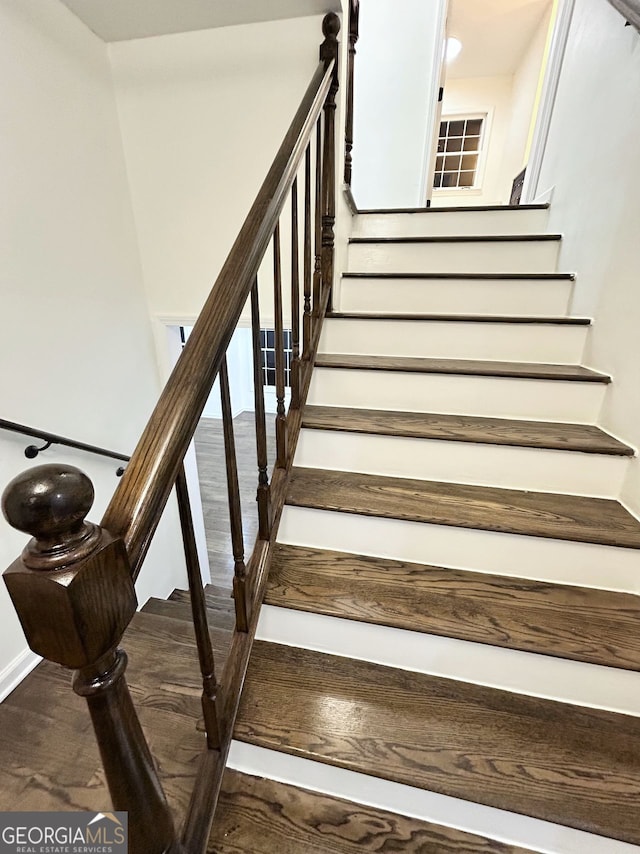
[504,4,553,179]
[351,0,447,209]
[109,16,330,325]
[433,75,515,207]
[0,0,187,697]
[536,0,640,516]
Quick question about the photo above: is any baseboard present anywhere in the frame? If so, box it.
[0,647,41,703]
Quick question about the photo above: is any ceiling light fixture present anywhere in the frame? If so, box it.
[446,36,462,63]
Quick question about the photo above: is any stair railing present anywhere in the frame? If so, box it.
[607,0,640,30]
[0,417,129,475]
[1,14,340,854]
[344,0,360,188]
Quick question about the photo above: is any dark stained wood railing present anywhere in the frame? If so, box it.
[1,14,340,854]
[607,0,640,29]
[344,0,360,187]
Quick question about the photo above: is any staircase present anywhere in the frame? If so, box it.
[209,204,640,853]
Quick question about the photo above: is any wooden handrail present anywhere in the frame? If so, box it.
[607,0,640,29]
[101,59,335,579]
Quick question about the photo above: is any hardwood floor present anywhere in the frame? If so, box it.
[0,607,232,817]
[234,641,640,844]
[208,769,534,853]
[194,412,276,586]
[287,467,640,548]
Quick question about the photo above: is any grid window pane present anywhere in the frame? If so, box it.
[433,116,484,190]
[461,154,478,172]
[445,136,463,153]
[260,328,292,388]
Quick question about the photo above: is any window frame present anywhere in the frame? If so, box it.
[433,111,489,194]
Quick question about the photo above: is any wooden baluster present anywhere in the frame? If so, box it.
[320,13,341,312]
[313,118,323,327]
[219,356,249,633]
[273,223,288,468]
[1,464,179,854]
[344,0,360,186]
[290,177,301,409]
[303,143,312,366]
[250,277,271,540]
[175,466,220,749]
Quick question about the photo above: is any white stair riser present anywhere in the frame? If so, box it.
[278,505,640,593]
[257,605,640,717]
[347,240,560,275]
[308,368,606,423]
[229,743,639,854]
[338,277,573,317]
[352,209,550,238]
[295,429,629,498]
[319,318,587,363]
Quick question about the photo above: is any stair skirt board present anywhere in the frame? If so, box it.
[294,429,629,498]
[318,318,588,363]
[278,506,640,593]
[227,743,640,854]
[255,605,640,716]
[347,239,560,275]
[337,276,574,316]
[308,369,606,423]
[351,208,550,238]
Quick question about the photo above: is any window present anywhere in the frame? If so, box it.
[259,329,291,388]
[433,116,484,190]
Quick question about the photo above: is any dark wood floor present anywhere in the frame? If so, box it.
[234,641,640,845]
[0,606,232,819]
[208,769,535,853]
[194,412,276,587]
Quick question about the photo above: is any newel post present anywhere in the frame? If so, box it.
[2,464,180,854]
[320,13,340,311]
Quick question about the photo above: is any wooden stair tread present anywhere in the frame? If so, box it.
[301,406,633,455]
[326,311,591,325]
[314,354,611,382]
[143,596,236,633]
[0,608,231,815]
[342,272,575,280]
[266,544,640,670]
[235,641,640,844]
[349,234,561,244]
[208,768,533,853]
[170,585,235,615]
[286,467,640,549]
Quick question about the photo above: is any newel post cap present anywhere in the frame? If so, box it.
[2,464,137,668]
[2,463,100,570]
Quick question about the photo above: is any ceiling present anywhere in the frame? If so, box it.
[59,0,343,42]
[446,0,552,79]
